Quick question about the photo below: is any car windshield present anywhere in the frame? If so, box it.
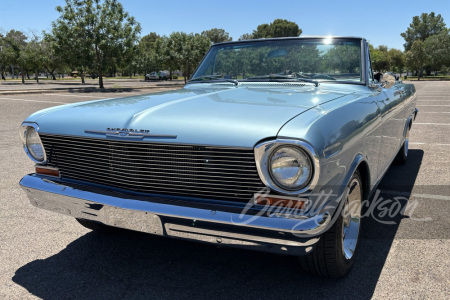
[191,38,362,84]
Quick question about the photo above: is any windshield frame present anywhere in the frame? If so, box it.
[190,37,367,86]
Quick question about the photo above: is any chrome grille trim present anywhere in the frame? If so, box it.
[40,134,265,202]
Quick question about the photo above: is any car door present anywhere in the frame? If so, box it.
[377,81,405,175]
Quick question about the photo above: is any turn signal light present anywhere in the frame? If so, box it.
[36,166,60,177]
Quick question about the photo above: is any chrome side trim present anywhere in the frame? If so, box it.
[20,122,47,165]
[254,139,320,195]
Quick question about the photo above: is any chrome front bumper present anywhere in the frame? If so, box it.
[20,174,331,256]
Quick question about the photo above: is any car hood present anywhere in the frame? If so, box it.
[27,84,353,147]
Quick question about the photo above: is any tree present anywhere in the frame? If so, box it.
[4,30,28,83]
[180,33,210,82]
[153,36,177,80]
[240,19,302,40]
[0,33,7,80]
[370,44,390,72]
[21,36,45,83]
[201,28,232,44]
[238,33,254,41]
[401,12,446,51]
[424,29,450,74]
[405,40,428,80]
[53,0,141,88]
[137,33,161,76]
[388,48,405,75]
[41,33,65,80]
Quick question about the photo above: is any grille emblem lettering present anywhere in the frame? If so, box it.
[85,128,177,139]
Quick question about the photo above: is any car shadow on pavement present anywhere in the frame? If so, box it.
[12,150,424,300]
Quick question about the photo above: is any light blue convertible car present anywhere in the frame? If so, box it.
[19,36,417,278]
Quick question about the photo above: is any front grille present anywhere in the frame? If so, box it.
[40,134,265,202]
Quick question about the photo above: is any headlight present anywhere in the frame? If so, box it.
[269,146,312,190]
[21,125,46,163]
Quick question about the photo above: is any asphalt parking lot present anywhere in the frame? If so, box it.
[0,82,448,299]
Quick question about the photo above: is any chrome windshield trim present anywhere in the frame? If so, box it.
[254,139,320,195]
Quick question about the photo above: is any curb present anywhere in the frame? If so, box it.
[0,84,185,96]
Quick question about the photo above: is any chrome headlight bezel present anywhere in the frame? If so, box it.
[20,123,47,164]
[254,139,320,195]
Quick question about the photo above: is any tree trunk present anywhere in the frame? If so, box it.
[99,70,104,89]
[81,72,85,85]
[26,71,30,80]
[51,72,56,80]
[21,67,25,84]
[1,72,5,80]
[11,65,14,79]
[35,70,39,83]
[130,67,132,79]
[169,70,172,81]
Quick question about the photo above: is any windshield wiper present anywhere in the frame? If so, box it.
[245,74,319,87]
[189,75,239,86]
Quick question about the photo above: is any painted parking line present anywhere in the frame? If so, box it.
[419,112,450,113]
[380,190,450,201]
[417,105,450,107]
[381,190,450,201]
[413,123,450,126]
[410,142,450,146]
[418,96,450,98]
[41,93,103,98]
[42,92,143,98]
[0,97,66,104]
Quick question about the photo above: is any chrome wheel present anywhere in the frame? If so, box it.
[404,127,409,157]
[341,177,362,260]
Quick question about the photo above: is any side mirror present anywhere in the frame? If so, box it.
[381,73,396,89]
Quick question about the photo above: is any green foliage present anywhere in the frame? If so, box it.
[401,12,446,51]
[201,28,232,44]
[240,19,302,40]
[238,33,254,41]
[322,44,360,74]
[405,40,428,79]
[200,40,360,81]
[388,48,405,74]
[424,29,450,71]
[41,33,66,79]
[370,45,390,72]
[3,30,28,82]
[52,0,141,88]
[368,43,405,73]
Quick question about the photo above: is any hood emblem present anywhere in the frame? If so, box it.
[85,128,177,139]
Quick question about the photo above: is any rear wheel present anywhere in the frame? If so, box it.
[394,126,409,165]
[299,170,362,278]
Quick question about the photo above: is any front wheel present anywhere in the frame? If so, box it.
[299,170,362,278]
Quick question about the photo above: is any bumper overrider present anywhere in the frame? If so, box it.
[20,174,333,256]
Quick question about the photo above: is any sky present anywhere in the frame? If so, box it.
[1,0,449,50]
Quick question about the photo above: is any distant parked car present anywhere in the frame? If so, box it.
[145,71,169,80]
